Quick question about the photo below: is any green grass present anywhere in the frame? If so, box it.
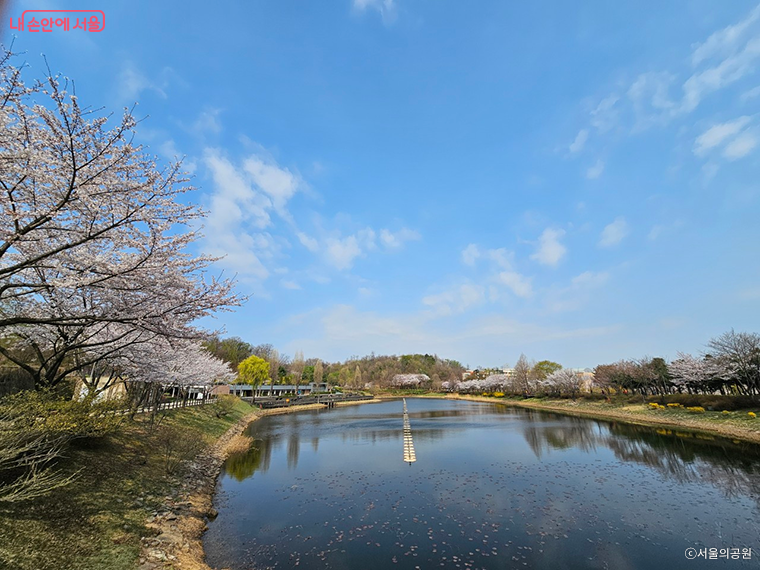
[453,394,760,443]
[0,398,253,570]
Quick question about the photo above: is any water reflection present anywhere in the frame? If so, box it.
[209,400,760,570]
[225,401,760,499]
[225,436,277,481]
[521,412,760,502]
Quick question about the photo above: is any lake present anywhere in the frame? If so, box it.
[204,398,760,570]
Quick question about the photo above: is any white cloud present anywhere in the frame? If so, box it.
[530,228,567,267]
[200,147,304,281]
[691,5,760,67]
[353,0,397,23]
[379,228,421,249]
[325,235,363,270]
[586,159,605,179]
[577,6,760,134]
[281,280,301,290]
[193,108,223,135]
[598,217,629,248]
[543,270,610,313]
[497,271,533,298]
[116,62,168,103]
[681,37,760,114]
[297,232,320,252]
[571,271,609,287]
[297,224,418,271]
[461,243,481,266]
[723,132,758,159]
[590,94,619,132]
[486,248,513,269]
[203,149,272,230]
[741,85,760,100]
[569,129,589,153]
[627,71,677,128]
[422,283,485,316]
[693,116,752,155]
[243,155,301,215]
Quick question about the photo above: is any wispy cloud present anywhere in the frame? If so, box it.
[580,5,760,136]
[324,230,374,270]
[598,217,629,248]
[569,129,589,153]
[543,270,610,313]
[200,147,303,280]
[586,159,605,179]
[530,228,567,267]
[192,108,223,136]
[496,271,533,298]
[422,283,485,316]
[461,244,480,266]
[379,228,421,248]
[723,132,758,159]
[741,85,760,100]
[285,304,618,365]
[691,5,760,67]
[116,61,172,104]
[296,225,418,271]
[353,0,397,24]
[693,116,753,155]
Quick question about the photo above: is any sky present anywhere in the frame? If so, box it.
[4,1,760,368]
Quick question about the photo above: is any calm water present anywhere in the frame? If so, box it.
[204,399,760,570]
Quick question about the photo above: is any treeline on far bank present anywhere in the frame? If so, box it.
[448,330,760,411]
[202,337,465,390]
[202,330,760,411]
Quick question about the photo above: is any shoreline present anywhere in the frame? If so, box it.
[423,393,760,445]
[140,398,377,570]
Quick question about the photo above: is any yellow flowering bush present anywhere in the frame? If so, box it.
[686,406,706,414]
[749,412,757,419]
[722,410,730,415]
[667,403,683,408]
[648,403,660,409]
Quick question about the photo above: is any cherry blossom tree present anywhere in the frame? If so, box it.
[707,330,760,395]
[0,49,242,389]
[669,353,729,395]
[538,369,580,398]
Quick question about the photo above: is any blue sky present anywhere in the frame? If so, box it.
[5,1,760,368]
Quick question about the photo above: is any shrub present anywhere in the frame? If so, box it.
[648,402,659,409]
[686,406,706,414]
[749,412,757,419]
[155,425,206,474]
[651,394,758,412]
[667,403,683,408]
[722,410,730,415]
[213,394,239,418]
[0,390,121,503]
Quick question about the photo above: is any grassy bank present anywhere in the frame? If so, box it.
[433,393,760,444]
[0,398,254,570]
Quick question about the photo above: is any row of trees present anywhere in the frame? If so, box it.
[444,330,760,399]
[594,330,760,397]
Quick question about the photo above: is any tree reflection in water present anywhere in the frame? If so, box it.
[225,435,277,482]
[225,403,760,506]
[521,411,760,503]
